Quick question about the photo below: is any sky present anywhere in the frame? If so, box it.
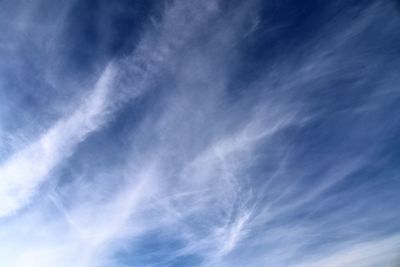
[0,0,400,266]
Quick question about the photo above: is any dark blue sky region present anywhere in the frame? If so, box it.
[0,1,400,267]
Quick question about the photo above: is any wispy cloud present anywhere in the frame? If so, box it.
[0,64,115,218]
[1,0,400,267]
[0,0,219,219]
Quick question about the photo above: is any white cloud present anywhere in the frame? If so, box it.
[293,235,400,267]
[0,0,220,219]
[0,1,399,267]
[0,64,116,218]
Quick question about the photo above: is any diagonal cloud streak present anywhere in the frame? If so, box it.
[0,0,220,219]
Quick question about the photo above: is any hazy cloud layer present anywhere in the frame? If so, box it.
[1,1,400,267]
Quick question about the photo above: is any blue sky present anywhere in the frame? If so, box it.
[0,0,400,266]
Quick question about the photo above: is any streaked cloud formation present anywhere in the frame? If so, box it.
[0,0,400,267]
